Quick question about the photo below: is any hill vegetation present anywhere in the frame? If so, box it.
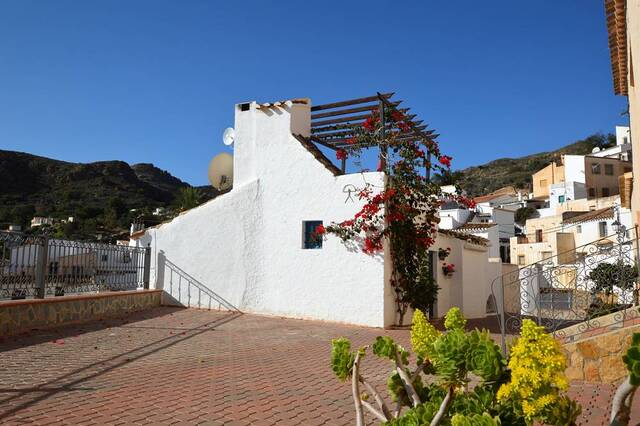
[0,150,217,241]
[436,133,617,196]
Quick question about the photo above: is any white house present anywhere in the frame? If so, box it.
[439,201,515,263]
[549,181,587,210]
[30,217,54,228]
[131,97,505,328]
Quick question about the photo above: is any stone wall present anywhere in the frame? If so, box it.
[0,290,162,337]
[563,323,640,384]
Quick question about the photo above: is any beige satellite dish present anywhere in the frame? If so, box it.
[208,153,233,191]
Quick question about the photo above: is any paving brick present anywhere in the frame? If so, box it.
[0,307,637,425]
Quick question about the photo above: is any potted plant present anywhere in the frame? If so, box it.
[438,247,451,261]
[442,263,455,277]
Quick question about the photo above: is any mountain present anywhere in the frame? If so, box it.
[0,150,215,238]
[451,133,617,197]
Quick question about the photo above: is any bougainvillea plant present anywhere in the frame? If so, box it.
[319,107,474,324]
[330,308,581,426]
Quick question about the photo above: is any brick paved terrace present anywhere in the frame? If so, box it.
[0,307,638,425]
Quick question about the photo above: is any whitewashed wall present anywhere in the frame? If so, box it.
[136,100,390,327]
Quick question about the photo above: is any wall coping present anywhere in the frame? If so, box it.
[0,289,163,309]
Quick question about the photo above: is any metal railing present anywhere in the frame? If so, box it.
[0,232,151,300]
[157,251,239,312]
[492,226,640,352]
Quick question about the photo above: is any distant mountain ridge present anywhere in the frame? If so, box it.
[0,150,217,237]
[453,133,617,197]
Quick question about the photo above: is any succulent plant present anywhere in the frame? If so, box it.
[622,333,640,386]
[444,307,466,331]
[330,308,578,425]
[373,335,409,365]
[465,329,505,383]
[330,337,357,381]
[451,413,501,426]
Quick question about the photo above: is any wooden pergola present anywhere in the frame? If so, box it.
[294,92,439,174]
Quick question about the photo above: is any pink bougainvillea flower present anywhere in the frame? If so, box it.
[314,224,326,235]
[336,149,348,161]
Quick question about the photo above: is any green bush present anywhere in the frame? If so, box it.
[330,308,580,426]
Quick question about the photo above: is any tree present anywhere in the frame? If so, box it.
[589,261,638,296]
[514,206,536,226]
[174,187,203,211]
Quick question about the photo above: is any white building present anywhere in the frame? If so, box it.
[590,126,632,161]
[30,217,54,228]
[549,181,587,210]
[131,97,505,327]
[439,201,515,263]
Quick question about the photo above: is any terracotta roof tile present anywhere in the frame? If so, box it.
[457,223,497,231]
[562,207,614,225]
[438,229,490,246]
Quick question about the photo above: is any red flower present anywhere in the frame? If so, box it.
[347,137,357,145]
[438,155,452,168]
[398,121,411,132]
[363,237,383,254]
[362,116,379,132]
[391,111,405,122]
[314,224,326,235]
[336,149,348,161]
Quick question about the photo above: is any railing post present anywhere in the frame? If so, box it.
[34,237,48,299]
[143,244,151,290]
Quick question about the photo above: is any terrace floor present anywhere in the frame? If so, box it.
[0,307,637,425]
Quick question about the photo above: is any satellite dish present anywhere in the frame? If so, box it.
[208,153,233,191]
[592,147,601,153]
[223,127,235,146]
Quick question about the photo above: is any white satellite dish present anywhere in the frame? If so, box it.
[223,127,235,146]
[208,152,233,191]
[592,147,601,154]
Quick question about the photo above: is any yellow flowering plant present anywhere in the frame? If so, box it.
[497,320,580,425]
[330,309,580,426]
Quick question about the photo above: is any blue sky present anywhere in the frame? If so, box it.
[0,1,628,186]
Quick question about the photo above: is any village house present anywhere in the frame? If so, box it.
[130,95,506,327]
[606,0,640,225]
[438,194,516,262]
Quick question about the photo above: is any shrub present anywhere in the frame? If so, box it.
[330,308,580,425]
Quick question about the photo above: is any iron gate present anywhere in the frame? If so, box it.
[0,231,150,300]
[492,226,640,352]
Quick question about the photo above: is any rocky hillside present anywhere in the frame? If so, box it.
[452,133,616,196]
[0,150,216,239]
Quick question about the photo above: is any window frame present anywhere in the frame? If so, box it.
[604,164,614,176]
[599,221,608,238]
[591,163,601,175]
[302,220,324,250]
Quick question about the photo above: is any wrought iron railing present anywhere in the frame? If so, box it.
[158,252,239,312]
[0,232,150,300]
[492,226,640,352]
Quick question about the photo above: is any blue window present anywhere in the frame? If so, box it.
[303,220,323,249]
[558,195,565,203]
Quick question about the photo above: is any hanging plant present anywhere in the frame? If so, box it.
[442,263,455,277]
[438,247,451,261]
[324,106,474,325]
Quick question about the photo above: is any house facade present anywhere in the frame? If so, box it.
[605,0,640,224]
[131,97,504,327]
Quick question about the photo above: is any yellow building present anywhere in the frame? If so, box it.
[532,161,564,198]
[606,0,640,222]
